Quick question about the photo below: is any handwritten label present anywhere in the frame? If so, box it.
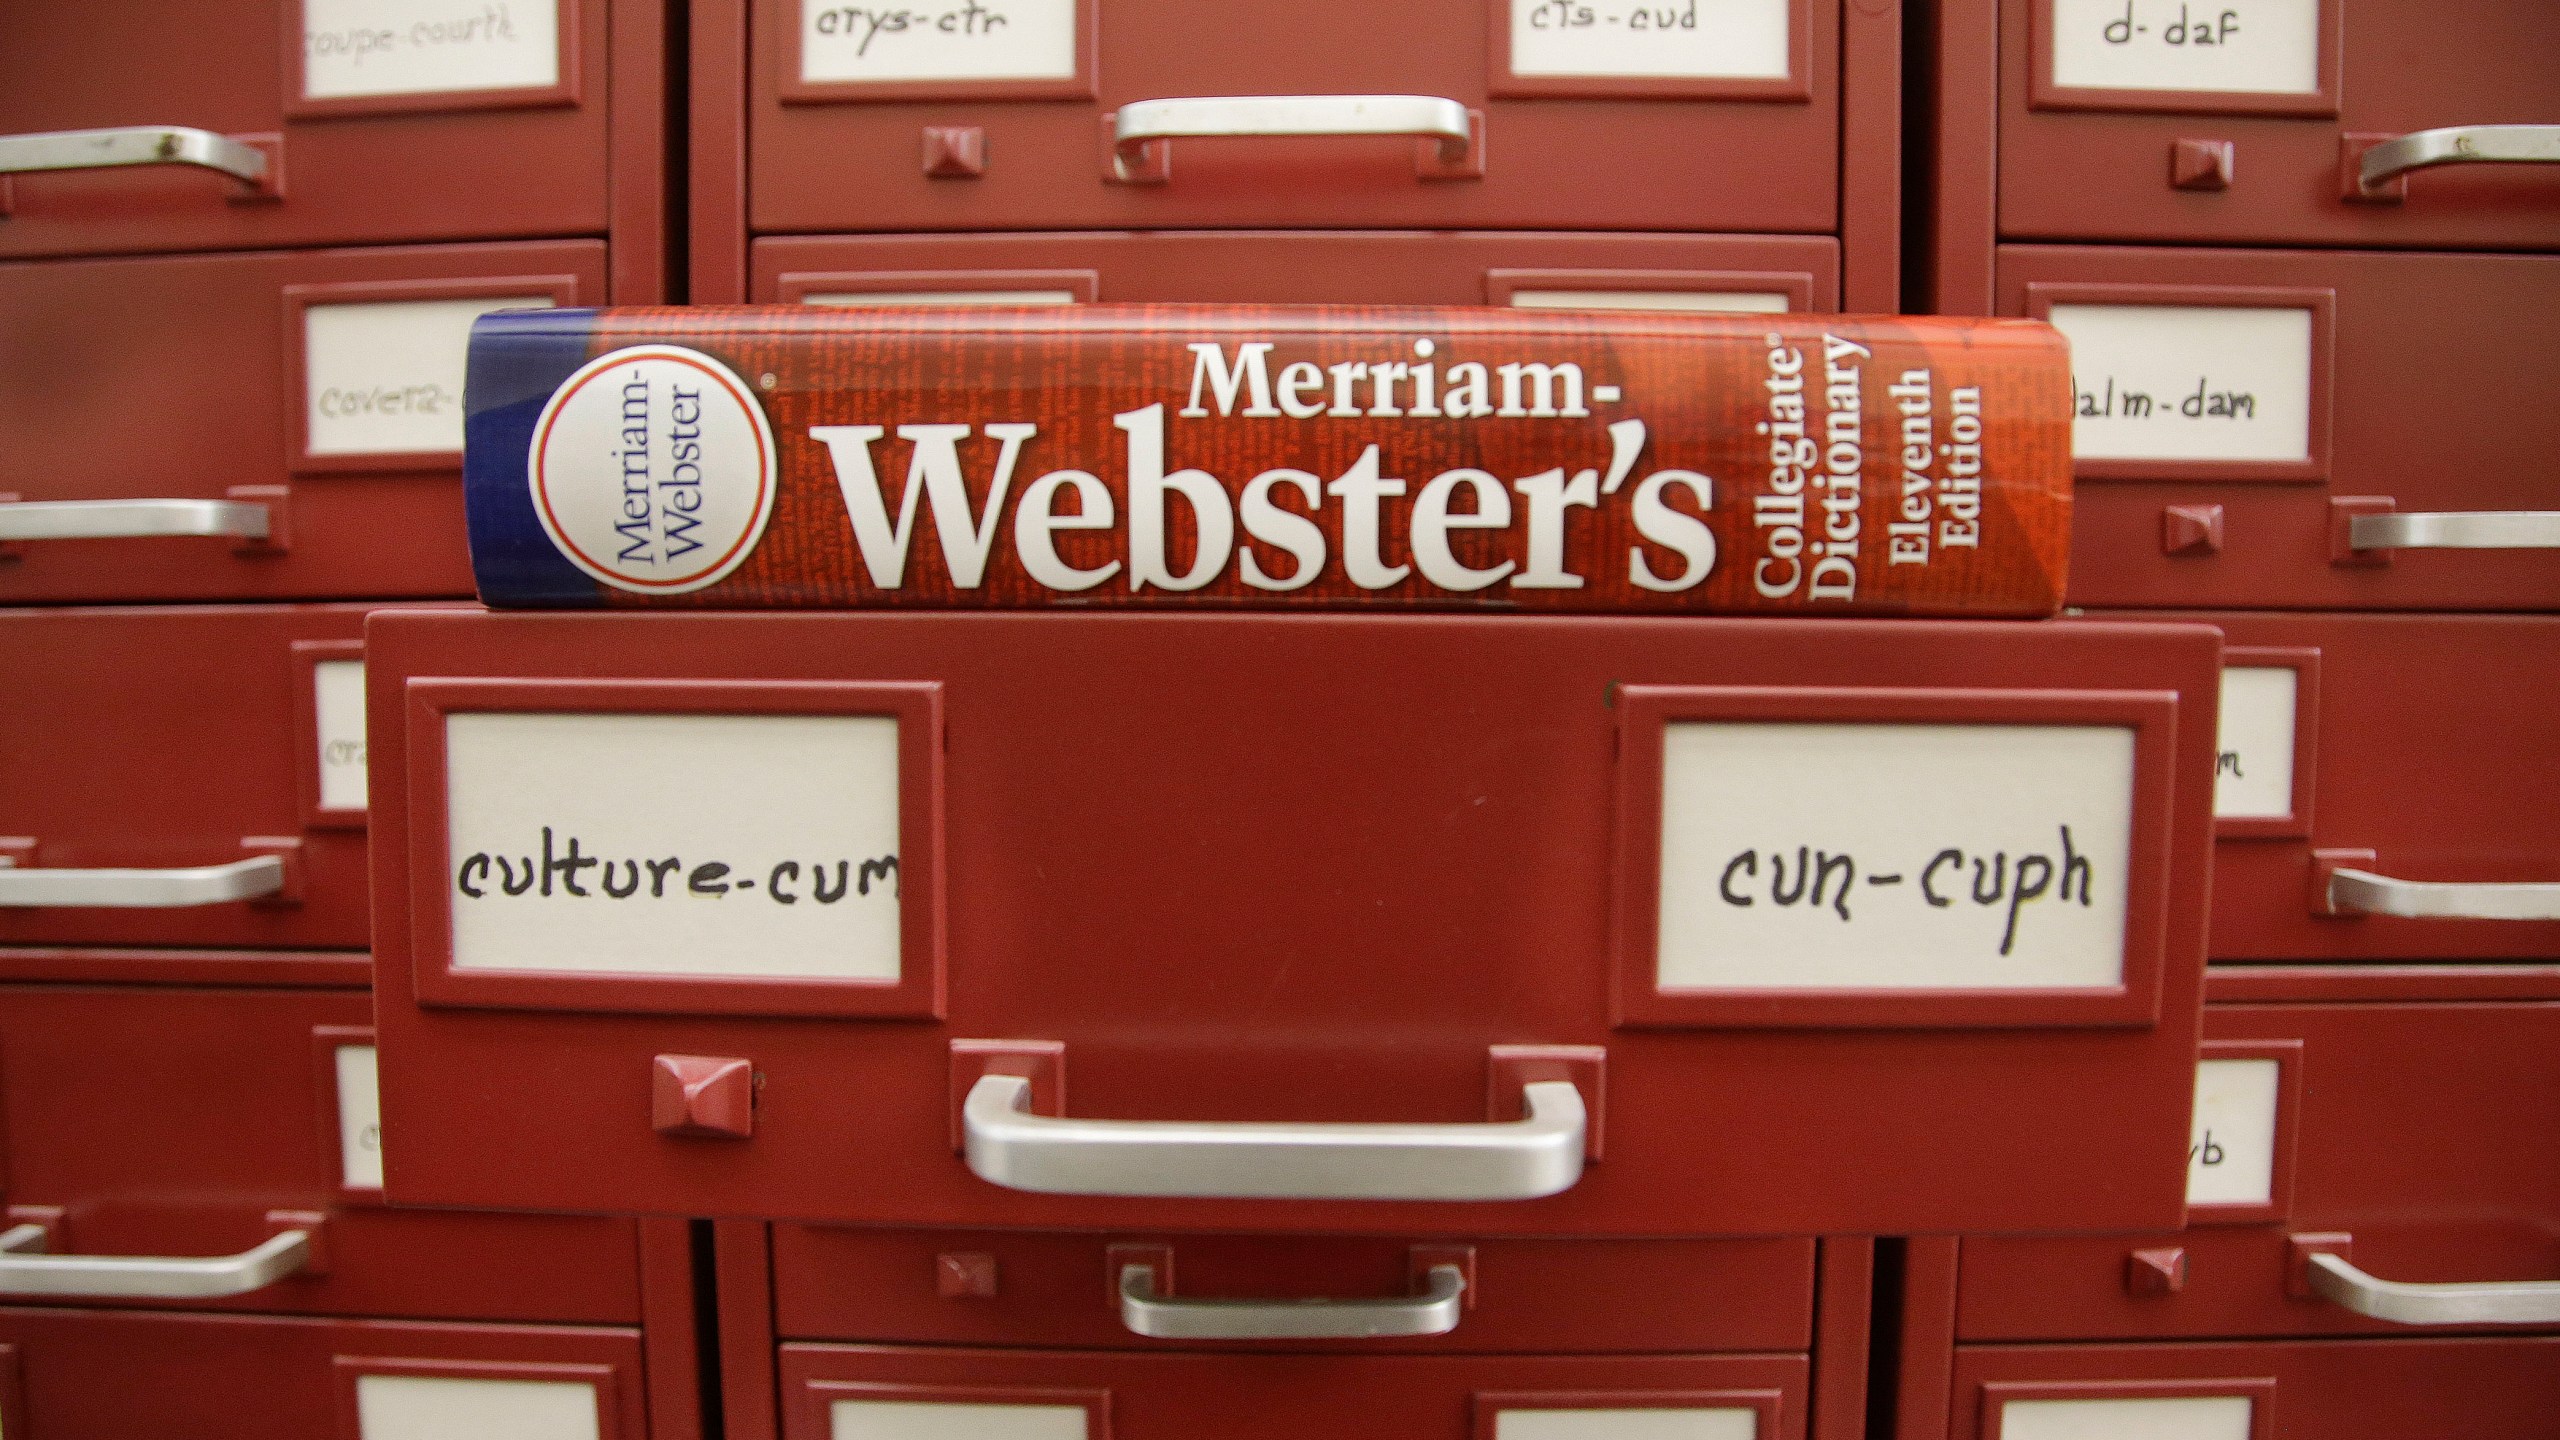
[804,290,1080,307]
[1510,0,1791,80]
[828,1401,1088,1440]
[305,295,556,458]
[335,1043,384,1190]
[1495,1408,1760,1440]
[1656,722,2136,991]
[2188,1056,2281,1206]
[314,658,370,813]
[303,0,562,101]
[2049,0,2320,97]
[356,1374,603,1440]
[2214,666,2297,820]
[443,711,904,982]
[2049,304,2313,464]
[801,0,1077,84]
[1509,290,1791,314]
[1999,1395,2254,1440]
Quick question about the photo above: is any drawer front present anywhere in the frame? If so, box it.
[2169,611,2558,960]
[0,984,642,1323]
[0,0,627,258]
[1947,1337,2560,1439]
[753,231,1841,309]
[1994,0,2560,250]
[0,1309,648,1440]
[1997,246,2560,611]
[0,243,607,603]
[743,0,1865,237]
[0,605,427,950]
[1956,994,2560,1341]
[369,610,2218,1238]
[771,1227,1814,1353]
[780,1344,1808,1440]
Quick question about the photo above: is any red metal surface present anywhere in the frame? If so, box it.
[639,1217,708,1440]
[718,1220,784,1440]
[1994,0,2560,250]
[779,1344,1811,1440]
[1943,1337,2560,1440]
[769,1227,1814,1351]
[366,609,2217,1237]
[0,948,370,988]
[0,1309,647,1440]
[0,984,643,1323]
[1957,998,2560,1342]
[752,231,1844,308]
[0,605,451,950]
[0,244,605,603]
[1811,1237,1874,1440]
[2012,248,2560,611]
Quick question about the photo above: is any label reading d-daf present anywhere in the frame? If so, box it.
[528,345,777,594]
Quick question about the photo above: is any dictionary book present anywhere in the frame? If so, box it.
[462,304,2074,614]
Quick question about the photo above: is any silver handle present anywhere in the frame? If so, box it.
[2346,510,2560,552]
[0,498,271,543]
[962,1073,1586,1201]
[0,1223,310,1299]
[1110,95,1477,182]
[2305,1252,2560,1326]
[2328,867,2560,922]
[1118,1260,1465,1340]
[0,855,285,909]
[2359,124,2560,195]
[0,127,270,187]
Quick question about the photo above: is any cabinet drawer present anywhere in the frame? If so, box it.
[368,609,2218,1238]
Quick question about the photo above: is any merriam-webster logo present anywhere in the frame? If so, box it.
[528,344,776,594]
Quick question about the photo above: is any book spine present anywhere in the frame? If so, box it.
[464,305,2073,614]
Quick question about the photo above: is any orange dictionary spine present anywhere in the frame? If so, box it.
[463,304,2073,614]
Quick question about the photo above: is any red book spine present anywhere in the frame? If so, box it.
[465,304,2073,614]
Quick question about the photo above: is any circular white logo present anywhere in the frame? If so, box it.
[527,344,777,594]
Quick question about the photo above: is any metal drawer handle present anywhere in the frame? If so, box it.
[0,498,271,543]
[0,854,285,909]
[1118,1260,1465,1340]
[0,126,270,188]
[2328,867,2560,922]
[962,1073,1586,1201]
[1110,95,1479,183]
[2347,510,2560,552]
[2358,124,2560,196]
[0,1223,311,1300]
[2306,1252,2560,1326]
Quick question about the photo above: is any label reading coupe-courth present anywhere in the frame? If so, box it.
[2048,0,2321,97]
[1656,722,2137,991]
[1510,0,1790,80]
[443,711,903,982]
[800,0,1078,84]
[2051,304,2313,465]
[308,296,556,459]
[303,0,562,101]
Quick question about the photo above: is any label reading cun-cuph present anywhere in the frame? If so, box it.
[303,0,562,100]
[444,710,904,982]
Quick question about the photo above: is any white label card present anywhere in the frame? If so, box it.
[2049,0,2321,97]
[2188,1056,2282,1206]
[2051,304,2313,464]
[355,1375,601,1440]
[305,296,556,458]
[804,291,1081,307]
[1509,290,1792,314]
[831,1400,1088,1440]
[802,0,1078,84]
[444,711,905,982]
[1998,1395,2254,1440]
[1510,0,1791,80]
[2213,667,2297,820]
[303,0,563,101]
[1496,1408,1761,1440]
[336,1044,385,1190]
[315,659,371,813]
[1657,722,2136,991]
